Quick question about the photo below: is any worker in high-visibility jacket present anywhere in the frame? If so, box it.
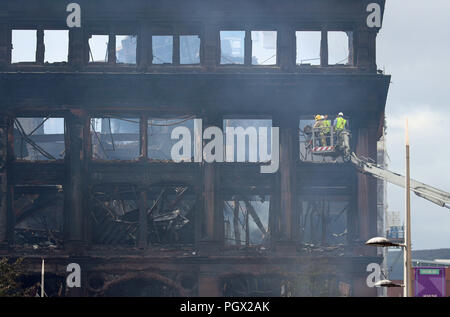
[334,112,347,145]
[334,112,347,132]
[322,115,332,145]
[313,115,325,146]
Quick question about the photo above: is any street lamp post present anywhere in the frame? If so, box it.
[365,118,413,297]
[404,118,412,297]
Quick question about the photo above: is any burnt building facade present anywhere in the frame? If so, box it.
[0,0,390,296]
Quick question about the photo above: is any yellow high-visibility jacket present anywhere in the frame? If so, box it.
[335,117,347,131]
[323,120,331,133]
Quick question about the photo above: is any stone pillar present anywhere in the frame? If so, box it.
[64,110,88,252]
[107,33,116,65]
[273,115,298,250]
[173,35,180,65]
[355,123,378,255]
[278,26,296,71]
[200,114,223,245]
[36,28,44,64]
[355,27,377,72]
[137,22,152,70]
[244,30,252,66]
[202,24,219,70]
[69,28,86,68]
[320,29,328,67]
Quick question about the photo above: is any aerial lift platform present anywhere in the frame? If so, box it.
[305,125,450,209]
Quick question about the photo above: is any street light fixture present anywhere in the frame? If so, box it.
[374,279,403,288]
[365,237,405,248]
[365,236,407,291]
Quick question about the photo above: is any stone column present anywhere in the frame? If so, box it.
[200,114,223,246]
[64,110,88,252]
[273,115,299,250]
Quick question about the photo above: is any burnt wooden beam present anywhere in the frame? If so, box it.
[242,198,267,236]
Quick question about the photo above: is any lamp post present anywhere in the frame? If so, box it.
[365,118,413,297]
[404,118,412,297]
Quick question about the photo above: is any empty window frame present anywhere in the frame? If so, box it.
[152,36,173,64]
[299,199,349,246]
[14,189,64,248]
[220,31,245,65]
[296,31,321,66]
[88,35,109,63]
[224,195,270,246]
[328,31,350,65]
[147,117,195,161]
[223,119,273,163]
[116,35,137,64]
[91,117,140,160]
[11,30,37,63]
[180,35,200,65]
[251,31,277,65]
[14,117,65,161]
[44,30,69,63]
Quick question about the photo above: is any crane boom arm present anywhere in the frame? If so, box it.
[350,153,450,209]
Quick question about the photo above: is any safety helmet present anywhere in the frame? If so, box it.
[315,115,321,120]
[338,112,344,116]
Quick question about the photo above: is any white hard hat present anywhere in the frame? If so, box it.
[338,112,344,116]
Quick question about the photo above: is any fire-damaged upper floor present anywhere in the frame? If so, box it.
[0,0,389,116]
[0,0,383,72]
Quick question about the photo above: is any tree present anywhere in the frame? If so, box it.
[0,257,35,297]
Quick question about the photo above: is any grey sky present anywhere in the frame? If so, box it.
[377,1,450,250]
